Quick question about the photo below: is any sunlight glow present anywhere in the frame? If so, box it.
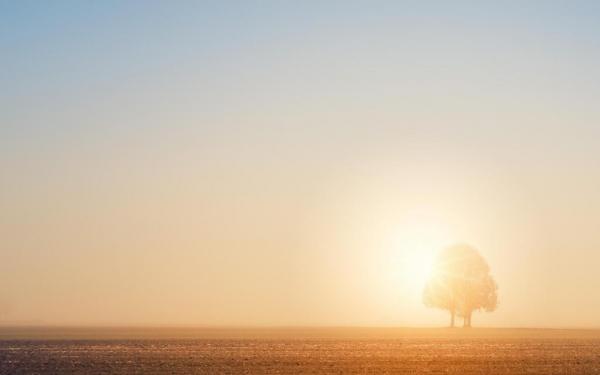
[389,211,454,292]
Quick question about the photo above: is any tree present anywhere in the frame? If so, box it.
[423,244,498,327]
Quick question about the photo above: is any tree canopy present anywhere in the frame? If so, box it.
[423,244,498,327]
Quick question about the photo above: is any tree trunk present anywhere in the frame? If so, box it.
[450,309,455,328]
[463,312,472,328]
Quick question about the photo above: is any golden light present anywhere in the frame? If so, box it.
[387,211,454,293]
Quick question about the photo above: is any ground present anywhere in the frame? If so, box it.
[1,327,600,374]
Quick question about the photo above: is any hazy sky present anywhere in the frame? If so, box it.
[2,1,600,327]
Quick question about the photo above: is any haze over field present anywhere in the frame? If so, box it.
[2,1,600,328]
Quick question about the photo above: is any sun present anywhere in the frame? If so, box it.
[396,236,439,288]
[390,213,453,289]
[375,209,455,303]
[403,248,436,286]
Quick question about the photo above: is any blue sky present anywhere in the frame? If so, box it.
[2,1,600,326]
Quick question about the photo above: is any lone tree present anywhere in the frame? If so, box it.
[423,244,498,327]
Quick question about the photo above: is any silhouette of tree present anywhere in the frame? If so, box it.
[423,244,498,327]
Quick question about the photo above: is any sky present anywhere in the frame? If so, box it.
[2,1,600,327]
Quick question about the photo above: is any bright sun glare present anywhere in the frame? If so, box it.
[389,212,453,291]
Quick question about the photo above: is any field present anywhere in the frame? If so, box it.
[2,327,600,374]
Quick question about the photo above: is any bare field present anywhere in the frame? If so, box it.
[2,327,600,374]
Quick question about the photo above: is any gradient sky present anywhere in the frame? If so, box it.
[2,1,600,327]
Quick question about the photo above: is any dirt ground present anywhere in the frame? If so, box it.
[2,327,600,374]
